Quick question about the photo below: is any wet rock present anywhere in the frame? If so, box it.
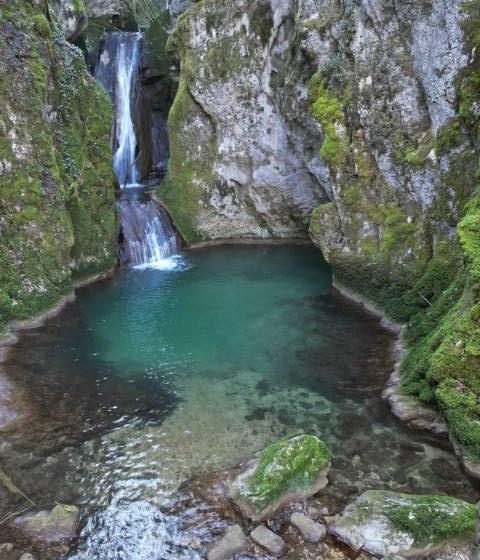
[206,525,248,560]
[12,505,79,544]
[19,554,36,560]
[230,435,331,521]
[250,525,285,555]
[290,512,326,543]
[0,543,16,559]
[383,375,448,435]
[330,491,478,558]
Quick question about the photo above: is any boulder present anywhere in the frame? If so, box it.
[230,435,331,521]
[290,512,326,543]
[206,525,248,560]
[330,491,478,558]
[250,526,285,555]
[12,505,79,544]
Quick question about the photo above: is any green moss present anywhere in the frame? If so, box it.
[308,73,348,168]
[435,119,464,155]
[246,435,331,512]
[384,495,478,545]
[32,14,51,38]
[395,139,432,166]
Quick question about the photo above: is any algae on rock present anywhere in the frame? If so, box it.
[230,434,331,521]
[331,490,479,558]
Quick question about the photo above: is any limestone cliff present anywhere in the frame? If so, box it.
[164,0,480,474]
[160,0,333,241]
[0,0,116,332]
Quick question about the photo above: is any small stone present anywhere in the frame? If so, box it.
[323,514,338,526]
[19,554,36,560]
[207,525,248,560]
[13,504,79,543]
[0,544,14,552]
[250,525,285,555]
[290,512,326,543]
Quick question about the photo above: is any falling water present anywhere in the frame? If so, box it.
[96,33,143,188]
[96,32,181,267]
[117,197,181,269]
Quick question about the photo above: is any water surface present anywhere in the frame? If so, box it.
[1,246,476,559]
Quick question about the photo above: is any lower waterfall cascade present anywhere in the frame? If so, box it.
[117,195,180,269]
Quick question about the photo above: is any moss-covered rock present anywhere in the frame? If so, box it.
[230,435,331,521]
[0,1,116,333]
[331,491,478,558]
[306,0,480,474]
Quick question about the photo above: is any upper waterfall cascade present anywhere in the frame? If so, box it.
[96,32,143,188]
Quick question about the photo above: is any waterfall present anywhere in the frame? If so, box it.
[96,32,181,268]
[95,33,143,188]
[117,197,181,269]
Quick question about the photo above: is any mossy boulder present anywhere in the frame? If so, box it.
[230,435,331,521]
[331,491,479,558]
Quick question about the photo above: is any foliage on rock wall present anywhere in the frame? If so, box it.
[308,0,480,465]
[0,0,116,332]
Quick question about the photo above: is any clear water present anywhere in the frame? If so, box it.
[1,246,476,559]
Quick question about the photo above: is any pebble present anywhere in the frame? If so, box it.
[207,525,248,560]
[290,512,326,543]
[250,525,285,555]
[19,554,37,560]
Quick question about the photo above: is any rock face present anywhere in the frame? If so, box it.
[0,0,116,333]
[230,434,331,521]
[330,491,479,558]
[302,0,480,476]
[54,0,88,41]
[160,0,332,242]
[13,505,80,543]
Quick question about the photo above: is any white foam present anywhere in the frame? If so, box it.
[132,255,191,272]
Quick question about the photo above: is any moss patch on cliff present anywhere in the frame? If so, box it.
[0,1,116,331]
[308,73,348,168]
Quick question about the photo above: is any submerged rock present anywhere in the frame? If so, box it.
[290,512,326,543]
[230,434,331,521]
[330,491,478,558]
[250,525,285,555]
[206,525,248,560]
[12,505,79,544]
